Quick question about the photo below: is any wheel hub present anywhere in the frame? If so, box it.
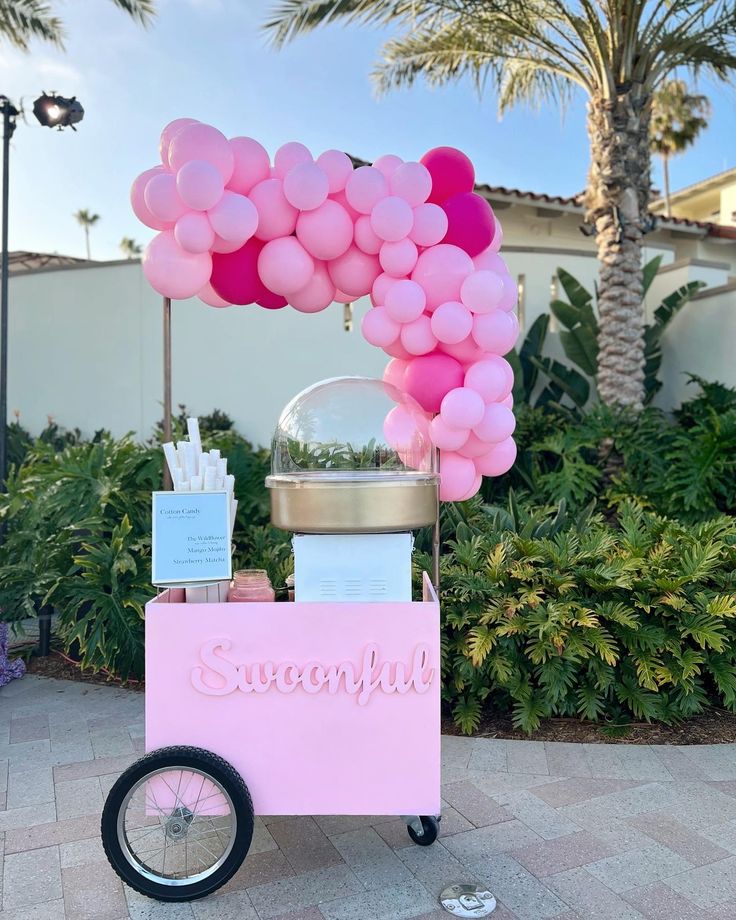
[164,806,194,840]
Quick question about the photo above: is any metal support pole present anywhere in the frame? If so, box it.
[0,97,18,495]
[162,296,173,490]
[431,446,440,594]
[37,606,52,657]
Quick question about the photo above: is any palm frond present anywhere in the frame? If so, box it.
[109,0,156,26]
[264,0,418,47]
[0,0,64,50]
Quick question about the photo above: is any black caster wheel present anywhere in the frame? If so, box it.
[407,815,440,846]
[101,746,253,902]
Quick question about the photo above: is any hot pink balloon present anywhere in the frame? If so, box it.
[440,387,485,430]
[404,353,464,413]
[465,358,512,403]
[383,357,408,390]
[458,432,493,459]
[442,192,495,256]
[401,315,437,356]
[169,123,234,183]
[461,270,505,314]
[473,248,507,274]
[438,451,476,501]
[274,141,312,178]
[498,273,519,311]
[412,244,474,311]
[362,306,400,347]
[210,238,266,305]
[142,231,212,300]
[385,280,426,323]
[288,261,336,313]
[228,137,271,196]
[258,237,314,296]
[355,215,383,255]
[429,415,469,451]
[159,118,198,168]
[373,154,403,178]
[420,147,475,204]
[371,271,397,306]
[283,162,329,211]
[249,179,299,241]
[475,404,516,444]
[475,437,517,477]
[257,290,288,310]
[174,212,215,254]
[380,239,418,277]
[328,246,381,298]
[370,196,414,242]
[207,191,258,243]
[316,149,354,193]
[296,199,354,261]
[410,203,448,247]
[130,167,169,230]
[176,160,224,211]
[345,166,389,214]
[198,281,230,308]
[431,301,473,345]
[334,289,353,304]
[390,162,432,207]
[472,310,519,353]
[144,173,188,223]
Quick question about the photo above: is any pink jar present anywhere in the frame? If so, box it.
[228,569,275,603]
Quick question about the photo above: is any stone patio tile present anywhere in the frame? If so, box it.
[4,813,100,853]
[246,876,310,919]
[506,741,549,776]
[266,909,323,920]
[492,789,582,840]
[441,734,474,766]
[584,842,692,893]
[268,816,343,873]
[587,819,659,855]
[6,765,55,808]
[61,862,128,920]
[125,885,195,918]
[220,848,295,893]
[59,834,108,868]
[90,728,135,759]
[247,864,363,919]
[99,771,121,799]
[53,752,136,783]
[558,782,678,828]
[314,814,393,836]
[544,742,590,778]
[441,780,515,827]
[331,826,414,889]
[666,781,736,829]
[529,777,640,809]
[677,747,736,781]
[583,744,630,779]
[375,818,416,850]
[511,830,615,877]
[0,738,50,766]
[649,746,710,782]
[0,789,5,809]
[437,804,474,837]
[249,818,279,855]
[0,899,67,920]
[700,818,736,854]
[620,881,714,919]
[396,839,468,896]
[663,857,736,910]
[0,800,56,832]
[546,867,648,919]
[54,775,104,819]
[709,901,736,919]
[191,889,258,920]
[627,812,731,866]
[9,714,50,743]
[442,819,542,862]
[470,853,568,920]
[466,738,507,773]
[0,758,7,795]
[2,844,62,910]
[470,771,562,797]
[317,875,436,920]
[615,746,674,782]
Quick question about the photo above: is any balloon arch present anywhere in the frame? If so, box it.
[131,120,518,500]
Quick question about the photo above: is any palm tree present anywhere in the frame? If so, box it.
[74,209,100,260]
[650,80,711,218]
[264,1,736,410]
[0,0,155,51]
[120,237,143,259]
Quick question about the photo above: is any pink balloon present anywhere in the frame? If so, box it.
[362,306,400,347]
[380,238,418,277]
[473,248,507,274]
[383,357,408,390]
[461,270,505,314]
[439,335,487,365]
[383,338,413,360]
[176,160,224,211]
[283,162,329,211]
[390,162,432,207]
[211,237,266,305]
[501,393,514,409]
[169,123,234,183]
[385,279,426,323]
[316,149,354,193]
[410,203,448,247]
[411,244,474,311]
[383,405,420,452]
[212,234,244,254]
[334,289,353,304]
[130,167,169,230]
[475,404,516,443]
[288,261,336,313]
[144,173,187,222]
[401,315,437,356]
[439,451,476,501]
[404,353,464,413]
[472,310,519,353]
[174,212,215,254]
[475,437,517,477]
[228,137,271,196]
[142,231,211,300]
[371,271,397,306]
[355,215,383,255]
[198,281,230,308]
[258,291,288,310]
[328,246,381,298]
[441,387,485,429]
[431,301,473,345]
[373,154,403,178]
[429,415,469,451]
[249,179,298,241]
[159,118,198,168]
[458,432,492,458]
[421,147,475,204]
[258,237,315,296]
[498,273,519,311]
[296,199,354,261]
[442,192,495,256]
[330,188,361,221]
[370,196,414,242]
[345,166,389,214]
[207,191,258,243]
[458,472,482,501]
[274,141,312,178]
[465,358,512,403]
[490,214,503,252]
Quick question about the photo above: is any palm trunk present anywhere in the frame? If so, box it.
[84,226,91,260]
[662,153,671,218]
[585,88,651,411]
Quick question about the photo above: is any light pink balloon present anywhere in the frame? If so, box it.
[383,357,409,390]
[431,301,473,345]
[144,173,188,222]
[362,306,400,347]
[373,154,403,178]
[385,279,426,323]
[258,237,315,295]
[440,387,485,429]
[472,310,519,353]
[283,162,329,211]
[212,234,244,254]
[461,270,505,314]
[288,261,336,313]
[401,315,437,356]
[142,230,212,300]
[501,392,514,409]
[370,196,414,242]
[174,212,215,253]
[355,215,383,255]
[296,199,353,261]
[475,404,516,443]
[383,405,419,451]
[228,137,271,195]
[390,162,432,207]
[207,191,258,243]
[274,141,312,178]
[383,338,413,360]
[411,243,474,311]
[489,214,503,252]
[410,203,448,247]
[334,289,353,303]
[458,432,493,458]
[345,166,389,214]
[475,437,517,477]
[380,239,418,277]
[498,273,519,311]
[429,415,469,450]
[371,271,397,306]
[169,123,234,182]
[316,149,354,193]
[473,247,507,274]
[249,179,298,241]
[176,160,224,211]
[458,472,482,501]
[439,334,486,365]
[439,451,476,501]
[330,188,361,221]
[328,246,381,298]
[198,281,230,308]
[159,118,199,168]
[465,358,512,402]
[130,166,169,230]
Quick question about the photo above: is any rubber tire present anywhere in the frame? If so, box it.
[101,746,253,902]
[407,815,439,846]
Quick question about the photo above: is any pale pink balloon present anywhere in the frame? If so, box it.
[130,166,169,230]
[401,315,437,356]
[458,472,482,501]
[328,246,381,298]
[159,118,198,168]
[458,432,492,458]
[258,237,315,295]
[489,214,503,252]
[439,451,477,501]
[176,160,224,211]
[440,387,485,429]
[429,415,469,451]
[431,301,473,345]
[174,212,215,254]
[370,196,414,242]
[465,358,512,402]
[288,261,336,313]
[207,191,258,243]
[316,149,354,193]
[460,270,505,314]
[385,279,426,323]
[439,334,486,365]
[198,281,230,308]
[383,338,413,360]
[362,306,400,347]
[345,166,389,214]
[475,437,517,477]
[410,203,448,247]
[169,123,234,182]
[474,404,516,443]
[371,271,397,306]
[383,357,409,390]
[411,244,474,311]
[355,215,383,255]
[373,154,403,178]
[383,405,420,452]
[472,310,519,353]
[249,179,298,241]
[296,199,353,261]
[274,141,312,178]
[283,162,329,211]
[501,393,514,409]
[390,162,432,207]
[498,273,519,311]
[212,234,244,253]
[379,239,418,277]
[473,247,507,274]
[228,137,271,195]
[142,231,212,300]
[144,173,188,222]
[330,188,361,221]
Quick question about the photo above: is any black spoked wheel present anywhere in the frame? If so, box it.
[101,746,253,902]
[407,815,439,846]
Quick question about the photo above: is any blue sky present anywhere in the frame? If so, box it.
[5,0,734,262]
